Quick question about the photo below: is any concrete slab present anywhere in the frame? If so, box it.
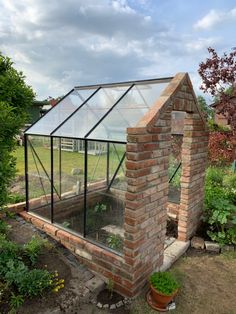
[160,239,190,271]
[85,276,105,294]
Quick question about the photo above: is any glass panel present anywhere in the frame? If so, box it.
[87,141,107,191]
[53,138,85,234]
[53,86,130,138]
[25,89,95,135]
[86,141,125,253]
[109,143,126,191]
[88,82,169,141]
[27,135,51,220]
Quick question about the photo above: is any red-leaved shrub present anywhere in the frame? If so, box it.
[208,131,236,165]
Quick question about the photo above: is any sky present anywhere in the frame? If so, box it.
[0,0,236,101]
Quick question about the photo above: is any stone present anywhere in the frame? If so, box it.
[97,302,103,309]
[116,300,124,308]
[75,248,92,261]
[103,304,109,309]
[205,241,220,253]
[110,304,116,310]
[85,277,105,294]
[161,240,190,271]
[101,225,124,238]
[79,287,90,300]
[191,236,205,249]
[82,270,94,282]
[221,245,235,253]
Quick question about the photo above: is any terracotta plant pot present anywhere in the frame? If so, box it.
[150,284,178,309]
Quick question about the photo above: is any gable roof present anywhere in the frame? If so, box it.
[25,74,205,142]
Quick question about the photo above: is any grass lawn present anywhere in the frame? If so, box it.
[13,146,124,179]
[11,146,125,201]
[131,251,236,314]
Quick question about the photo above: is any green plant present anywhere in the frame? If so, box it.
[61,221,70,228]
[203,167,236,245]
[9,293,24,310]
[18,269,52,297]
[0,235,20,276]
[0,52,35,209]
[23,236,47,265]
[94,202,107,213]
[149,272,180,296]
[0,219,11,235]
[106,234,123,250]
[7,193,25,204]
[107,278,114,299]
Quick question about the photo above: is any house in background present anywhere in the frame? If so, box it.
[211,94,236,128]
[27,100,50,124]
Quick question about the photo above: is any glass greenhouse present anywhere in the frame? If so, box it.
[24,77,183,253]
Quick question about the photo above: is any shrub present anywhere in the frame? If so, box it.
[0,235,20,276]
[208,132,235,165]
[23,236,47,265]
[204,167,236,245]
[17,269,53,297]
[149,272,180,296]
[0,219,11,235]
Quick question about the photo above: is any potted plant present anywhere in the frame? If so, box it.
[149,271,180,310]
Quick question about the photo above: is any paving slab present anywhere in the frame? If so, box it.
[161,239,190,271]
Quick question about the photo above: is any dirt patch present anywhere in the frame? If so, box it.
[97,289,123,306]
[166,218,178,238]
[131,249,236,314]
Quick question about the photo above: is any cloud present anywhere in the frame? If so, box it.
[0,0,231,100]
[194,7,236,30]
[186,37,220,52]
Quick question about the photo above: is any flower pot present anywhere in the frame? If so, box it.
[150,284,178,310]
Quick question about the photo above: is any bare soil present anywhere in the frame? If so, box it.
[4,218,236,314]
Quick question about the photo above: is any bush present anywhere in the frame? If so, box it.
[23,236,47,265]
[149,272,180,295]
[208,132,235,165]
[0,220,64,312]
[0,219,11,235]
[17,269,52,297]
[0,235,20,276]
[204,167,236,245]
[0,53,34,209]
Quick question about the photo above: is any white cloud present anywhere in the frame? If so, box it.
[186,37,220,52]
[194,7,236,30]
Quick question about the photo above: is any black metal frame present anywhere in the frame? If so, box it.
[75,76,173,90]
[24,134,29,211]
[24,77,171,252]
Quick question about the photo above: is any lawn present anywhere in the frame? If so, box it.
[131,250,236,314]
[10,145,126,202]
[13,146,125,179]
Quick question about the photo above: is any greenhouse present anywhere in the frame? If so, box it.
[24,73,208,296]
[24,77,174,252]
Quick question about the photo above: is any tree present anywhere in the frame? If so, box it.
[197,95,213,120]
[0,53,35,208]
[198,47,236,132]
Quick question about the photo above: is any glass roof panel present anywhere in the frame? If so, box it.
[25,89,95,135]
[53,85,131,138]
[87,82,169,142]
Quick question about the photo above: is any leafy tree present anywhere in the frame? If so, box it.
[197,95,213,120]
[0,53,35,208]
[198,47,236,132]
